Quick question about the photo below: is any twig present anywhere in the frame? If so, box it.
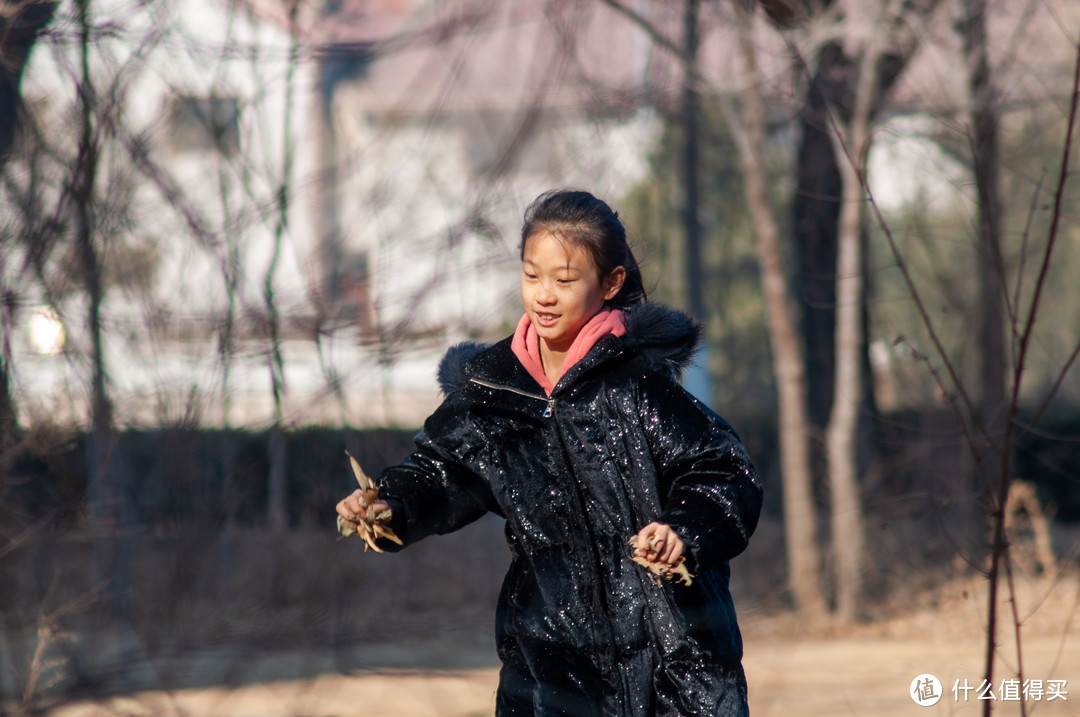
[897,335,995,542]
[1009,170,1046,364]
[982,30,1080,715]
[783,30,997,475]
[1001,545,1028,717]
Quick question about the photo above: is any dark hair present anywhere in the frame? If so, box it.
[519,189,647,309]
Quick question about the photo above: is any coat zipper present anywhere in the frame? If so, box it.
[473,377,615,673]
[469,378,556,418]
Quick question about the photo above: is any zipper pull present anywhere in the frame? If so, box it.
[543,398,554,418]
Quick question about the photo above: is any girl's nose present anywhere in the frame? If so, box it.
[536,282,556,304]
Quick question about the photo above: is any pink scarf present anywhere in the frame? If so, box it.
[511,306,628,396]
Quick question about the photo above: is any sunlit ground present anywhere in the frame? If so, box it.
[29,572,1080,717]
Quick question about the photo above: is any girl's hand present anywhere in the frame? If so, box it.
[337,450,401,552]
[634,522,685,565]
[336,488,390,531]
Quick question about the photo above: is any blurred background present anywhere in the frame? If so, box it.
[1,0,1079,714]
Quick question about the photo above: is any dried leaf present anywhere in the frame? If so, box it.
[628,537,694,587]
[338,450,403,551]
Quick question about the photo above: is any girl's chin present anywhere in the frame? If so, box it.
[534,326,564,343]
[532,321,571,344]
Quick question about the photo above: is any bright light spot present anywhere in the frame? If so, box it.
[867,114,972,214]
[28,307,65,354]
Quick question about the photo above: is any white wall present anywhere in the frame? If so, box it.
[4,0,661,429]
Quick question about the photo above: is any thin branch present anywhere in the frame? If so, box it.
[1001,544,1029,717]
[982,32,1080,715]
[1018,336,1080,440]
[599,0,718,100]
[599,0,681,59]
[1009,169,1046,364]
[898,334,994,545]
[964,127,1013,325]
[1012,40,1080,398]
[1041,546,1080,680]
[784,31,996,466]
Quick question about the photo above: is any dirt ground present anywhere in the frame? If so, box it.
[41,635,1080,717]
[40,575,1080,717]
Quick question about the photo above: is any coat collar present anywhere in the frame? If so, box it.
[437,302,701,398]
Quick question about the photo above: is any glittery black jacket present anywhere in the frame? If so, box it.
[376,302,762,716]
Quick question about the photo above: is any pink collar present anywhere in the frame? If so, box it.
[511,306,628,396]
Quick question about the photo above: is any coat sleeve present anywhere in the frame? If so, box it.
[374,401,499,550]
[639,375,763,571]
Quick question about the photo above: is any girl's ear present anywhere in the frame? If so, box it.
[603,266,627,301]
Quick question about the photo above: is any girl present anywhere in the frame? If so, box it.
[336,189,762,716]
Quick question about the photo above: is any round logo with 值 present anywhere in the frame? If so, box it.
[910,674,943,706]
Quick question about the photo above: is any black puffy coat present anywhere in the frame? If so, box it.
[376,303,763,716]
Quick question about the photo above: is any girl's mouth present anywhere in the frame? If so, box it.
[535,312,560,328]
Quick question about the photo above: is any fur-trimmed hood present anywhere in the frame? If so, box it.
[437,302,700,397]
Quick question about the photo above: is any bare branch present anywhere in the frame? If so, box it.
[786,35,993,461]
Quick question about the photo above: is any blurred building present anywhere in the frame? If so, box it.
[3,0,683,428]
[11,0,1057,428]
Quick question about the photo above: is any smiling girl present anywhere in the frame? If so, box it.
[337,189,762,716]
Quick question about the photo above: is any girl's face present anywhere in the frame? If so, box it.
[521,230,625,353]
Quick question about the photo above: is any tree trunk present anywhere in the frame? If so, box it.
[680,0,713,402]
[74,0,129,615]
[682,0,704,323]
[824,40,880,623]
[959,1,1010,711]
[826,158,867,622]
[217,143,241,593]
[264,2,300,535]
[792,0,943,618]
[0,292,16,458]
[960,0,1006,500]
[792,52,843,431]
[314,55,342,312]
[793,16,932,431]
[731,0,824,616]
[1,2,58,450]
[0,1,58,162]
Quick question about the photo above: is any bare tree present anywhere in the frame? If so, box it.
[729,0,824,617]
[960,0,1005,426]
[71,0,132,614]
[613,0,978,619]
[830,14,1080,710]
[820,29,879,624]
[785,0,947,620]
[980,42,1080,717]
[603,0,828,613]
[0,291,14,453]
[605,0,831,613]
[679,0,718,402]
[788,7,946,614]
[0,0,57,452]
[0,1,56,161]
[264,0,302,537]
[958,0,1006,560]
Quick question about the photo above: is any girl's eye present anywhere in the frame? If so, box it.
[557,278,574,285]
[523,273,537,280]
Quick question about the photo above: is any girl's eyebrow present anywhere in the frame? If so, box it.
[522,258,583,275]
